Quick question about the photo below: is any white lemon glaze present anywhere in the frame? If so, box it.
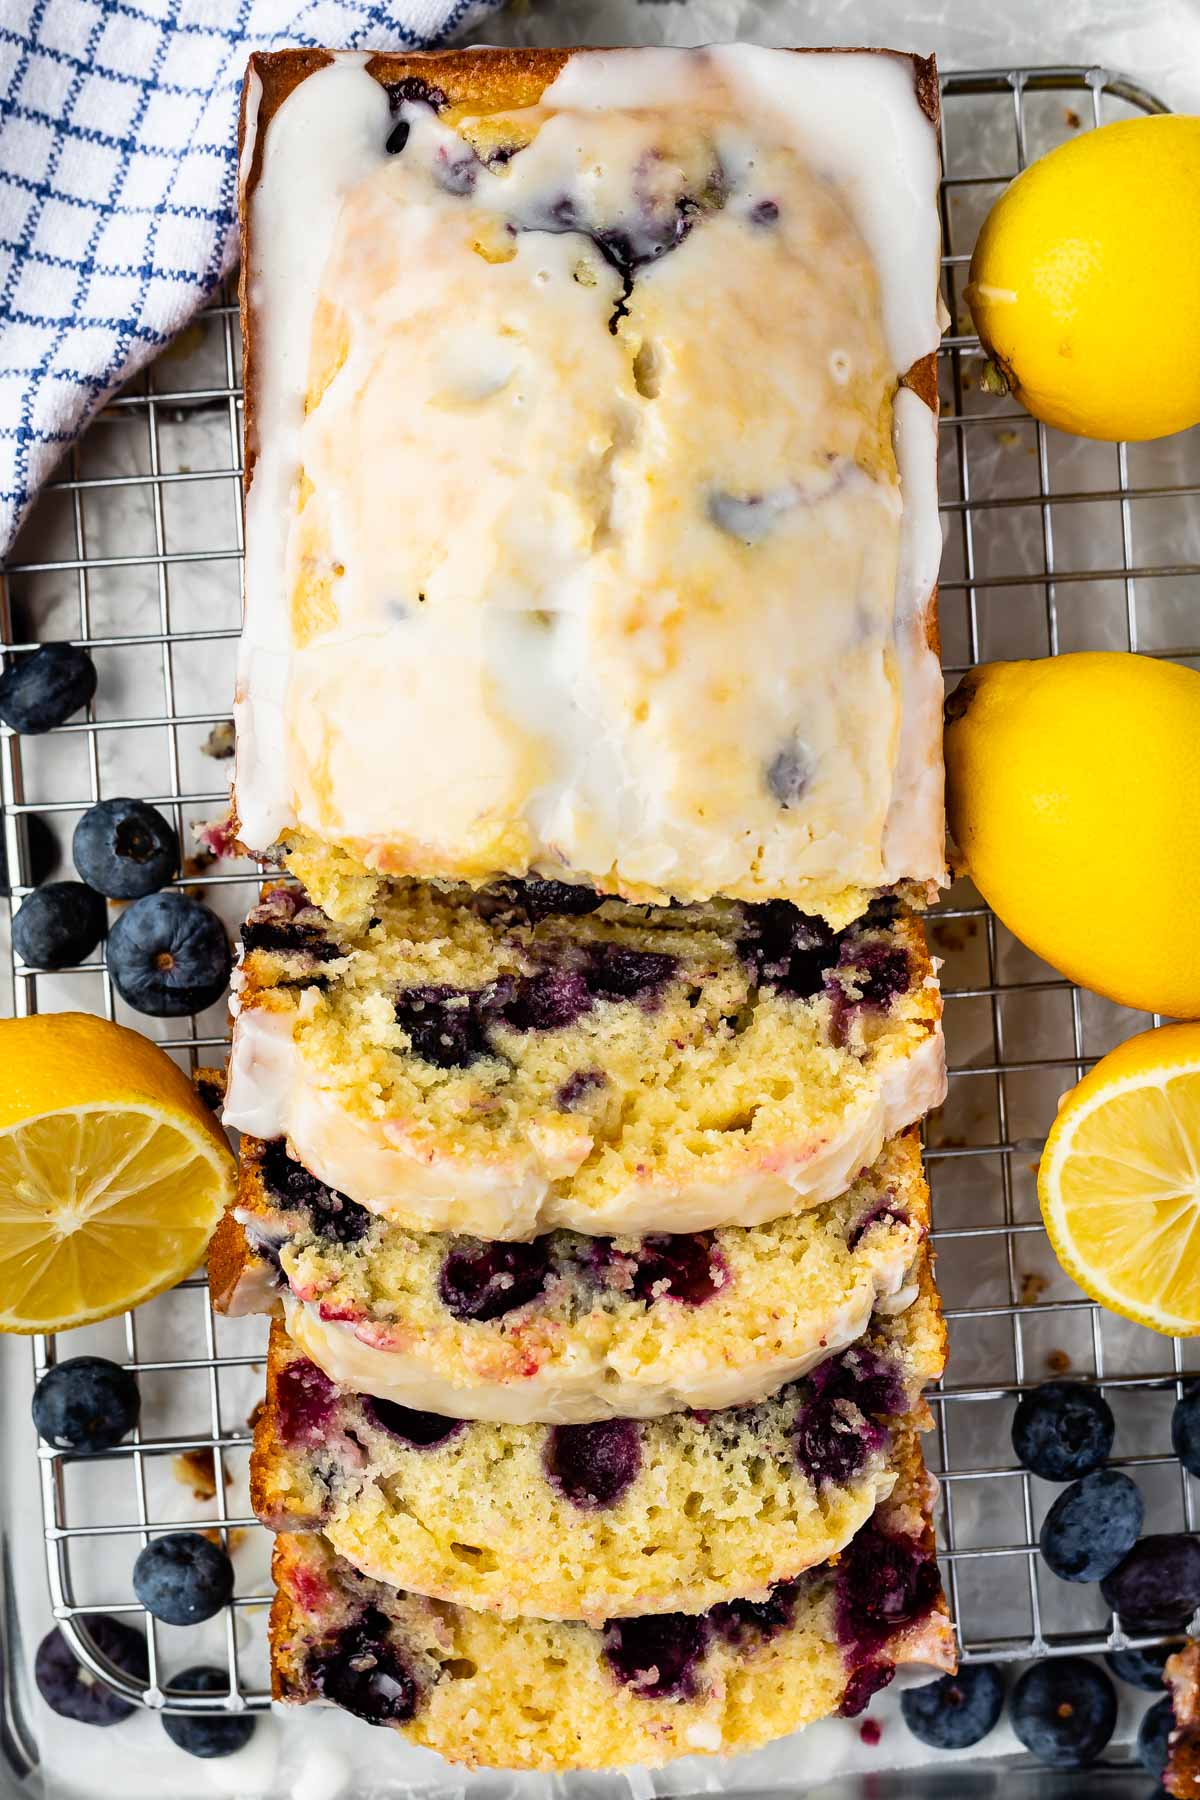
[223,1001,946,1239]
[235,49,944,910]
[274,1264,921,1423]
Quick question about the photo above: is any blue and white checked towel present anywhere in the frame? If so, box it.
[0,0,503,553]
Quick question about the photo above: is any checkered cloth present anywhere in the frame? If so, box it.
[0,0,503,554]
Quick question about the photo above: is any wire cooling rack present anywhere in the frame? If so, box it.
[2,63,1198,1749]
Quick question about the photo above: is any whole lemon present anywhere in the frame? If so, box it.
[944,653,1200,1017]
[966,115,1200,440]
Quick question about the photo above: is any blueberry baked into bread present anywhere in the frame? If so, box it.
[269,1428,953,1770]
[250,1255,942,1622]
[212,1127,930,1422]
[235,42,944,928]
[223,879,944,1240]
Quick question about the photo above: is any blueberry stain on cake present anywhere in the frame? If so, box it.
[710,1579,804,1646]
[737,901,840,999]
[312,1607,422,1724]
[437,1239,553,1321]
[277,1357,339,1447]
[259,1140,371,1245]
[365,1396,464,1449]
[241,887,343,964]
[393,984,499,1069]
[792,1346,903,1487]
[627,1233,726,1305]
[834,1520,941,1658]
[394,945,679,1067]
[602,1613,711,1700]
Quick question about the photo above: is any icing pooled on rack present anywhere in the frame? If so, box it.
[236,49,944,919]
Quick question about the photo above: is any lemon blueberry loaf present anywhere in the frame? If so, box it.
[251,1256,943,1623]
[1167,1643,1200,1798]
[269,1427,952,1769]
[223,880,945,1240]
[212,1127,930,1423]
[235,44,945,924]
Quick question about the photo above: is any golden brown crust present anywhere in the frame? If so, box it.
[208,1207,265,1316]
[251,1318,294,1525]
[1168,1644,1200,1798]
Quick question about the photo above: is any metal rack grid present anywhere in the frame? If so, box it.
[1,63,1197,1741]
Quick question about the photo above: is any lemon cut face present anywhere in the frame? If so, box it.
[0,1014,234,1333]
[1039,1026,1200,1336]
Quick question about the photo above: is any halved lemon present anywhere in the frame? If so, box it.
[0,1013,235,1332]
[1039,1023,1200,1336]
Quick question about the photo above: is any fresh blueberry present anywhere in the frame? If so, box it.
[12,881,106,968]
[161,1666,256,1758]
[1009,1658,1117,1768]
[1101,1534,1200,1630]
[602,1613,709,1700]
[73,799,179,899]
[312,1608,420,1723]
[1039,1470,1144,1582]
[1105,1642,1175,1691]
[132,1532,234,1626]
[900,1664,1005,1750]
[0,643,96,734]
[545,1420,642,1509]
[1011,1381,1114,1480]
[1137,1695,1174,1780]
[364,1396,464,1448]
[1172,1387,1200,1475]
[27,814,59,882]
[106,892,230,1016]
[35,1615,148,1724]
[437,1239,551,1322]
[750,198,780,225]
[32,1356,139,1453]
